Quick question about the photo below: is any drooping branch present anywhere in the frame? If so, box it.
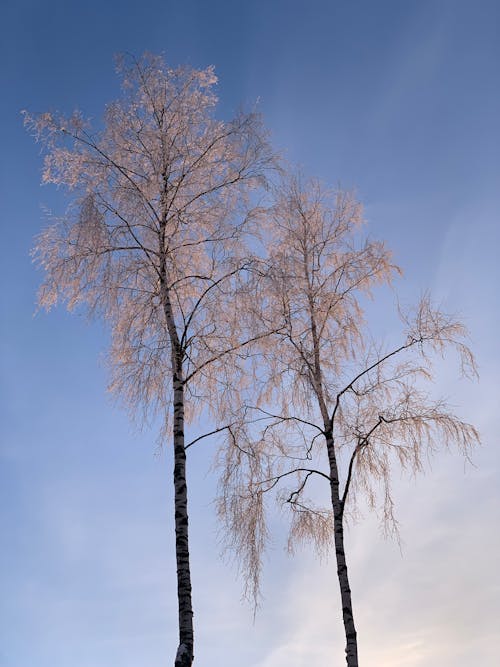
[184,423,237,451]
[253,467,331,494]
[243,405,325,433]
[183,326,285,384]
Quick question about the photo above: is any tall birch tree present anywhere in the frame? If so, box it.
[218,176,479,666]
[25,53,275,667]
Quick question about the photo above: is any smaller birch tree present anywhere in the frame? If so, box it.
[217,175,479,667]
[25,53,277,667]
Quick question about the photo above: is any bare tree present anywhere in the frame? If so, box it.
[217,175,479,666]
[25,53,276,667]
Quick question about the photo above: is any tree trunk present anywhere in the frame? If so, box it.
[159,261,195,666]
[172,376,194,667]
[325,431,359,667]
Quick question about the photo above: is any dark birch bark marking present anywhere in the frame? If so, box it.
[325,430,359,667]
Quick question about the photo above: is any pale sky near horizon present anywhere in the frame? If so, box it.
[1,1,499,666]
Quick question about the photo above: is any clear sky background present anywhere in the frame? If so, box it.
[1,1,499,665]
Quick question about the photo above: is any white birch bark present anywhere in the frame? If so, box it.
[159,259,194,666]
[172,378,194,667]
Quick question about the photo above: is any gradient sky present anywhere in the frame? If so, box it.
[1,1,499,665]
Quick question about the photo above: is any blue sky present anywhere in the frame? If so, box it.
[1,1,499,665]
